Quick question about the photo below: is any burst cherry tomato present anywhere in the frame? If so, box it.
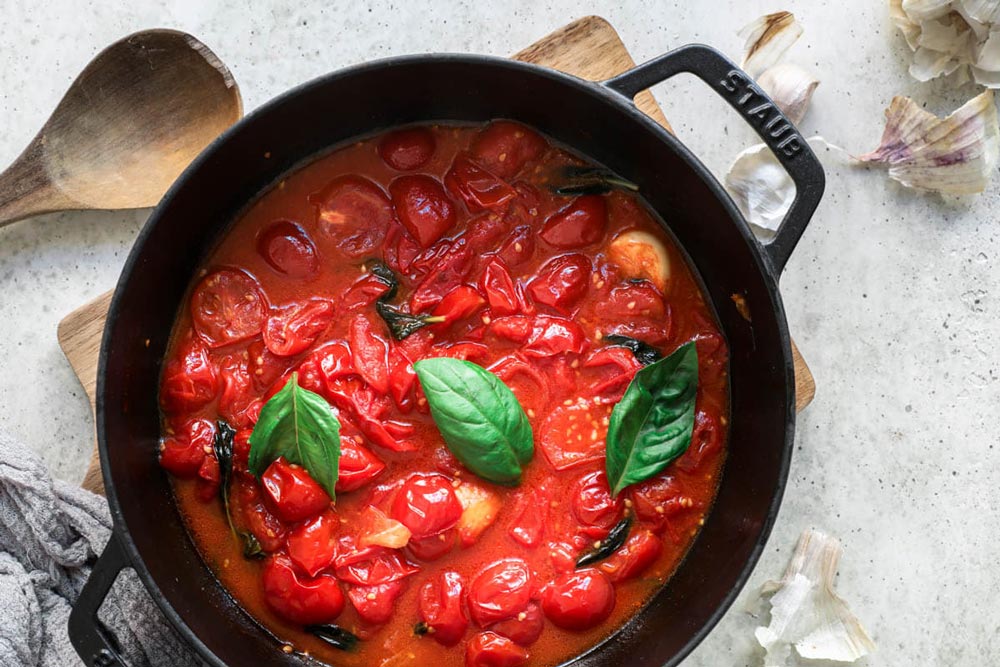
[410,238,474,313]
[468,559,534,627]
[465,631,530,667]
[627,474,694,533]
[523,316,589,358]
[538,402,610,472]
[190,269,268,348]
[287,510,339,577]
[389,175,456,248]
[674,410,723,473]
[489,602,544,646]
[263,299,335,357]
[313,175,394,257]
[408,528,457,561]
[479,258,520,316]
[248,339,289,391]
[391,474,463,539]
[256,220,319,279]
[217,354,256,429]
[498,225,535,267]
[571,470,624,539]
[347,580,407,624]
[540,195,607,248]
[419,570,468,646]
[337,436,386,493]
[445,154,518,212]
[160,338,218,413]
[598,530,662,583]
[159,418,214,478]
[334,545,419,586]
[431,285,486,328]
[470,121,546,178]
[262,555,344,625]
[349,314,390,394]
[261,458,331,523]
[540,570,615,631]
[527,254,590,312]
[233,476,286,552]
[378,126,435,171]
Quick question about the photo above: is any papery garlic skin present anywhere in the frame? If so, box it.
[757,63,820,125]
[739,11,804,77]
[891,0,1000,86]
[859,90,999,194]
[754,529,875,667]
[725,143,794,237]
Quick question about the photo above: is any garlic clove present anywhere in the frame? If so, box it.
[757,63,819,125]
[960,0,1000,23]
[890,0,922,48]
[901,0,954,22]
[606,230,670,293]
[739,11,803,78]
[753,529,875,666]
[859,90,1000,195]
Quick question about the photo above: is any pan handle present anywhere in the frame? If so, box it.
[603,44,825,274]
[68,532,131,667]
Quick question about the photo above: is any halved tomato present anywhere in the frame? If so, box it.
[526,254,590,313]
[263,299,335,357]
[445,154,518,212]
[378,127,435,171]
[470,121,547,179]
[539,195,607,249]
[160,338,218,413]
[389,175,456,248]
[313,175,395,257]
[256,220,319,279]
[538,400,611,471]
[190,269,268,348]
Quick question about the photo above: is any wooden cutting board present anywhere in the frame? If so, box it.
[57,16,816,495]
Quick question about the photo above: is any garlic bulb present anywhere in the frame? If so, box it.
[891,0,1000,86]
[753,529,875,666]
[757,63,820,125]
[859,90,999,194]
[739,11,804,77]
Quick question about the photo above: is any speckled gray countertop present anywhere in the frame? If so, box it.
[1,1,995,665]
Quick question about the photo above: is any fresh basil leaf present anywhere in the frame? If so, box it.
[576,513,632,567]
[212,420,237,534]
[247,373,341,499]
[414,358,533,485]
[605,341,698,497]
[604,334,662,366]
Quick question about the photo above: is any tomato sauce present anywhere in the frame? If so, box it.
[159,121,729,667]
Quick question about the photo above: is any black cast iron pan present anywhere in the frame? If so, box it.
[69,44,824,667]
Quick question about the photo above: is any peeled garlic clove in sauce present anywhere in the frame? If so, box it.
[606,230,670,293]
[859,90,1000,195]
[753,529,875,666]
[739,11,804,78]
[756,63,819,126]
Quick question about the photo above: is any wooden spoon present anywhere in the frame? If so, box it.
[0,29,243,226]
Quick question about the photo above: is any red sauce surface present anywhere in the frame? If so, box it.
[159,122,729,667]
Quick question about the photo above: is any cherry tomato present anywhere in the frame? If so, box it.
[445,154,518,212]
[488,316,532,344]
[233,476,286,552]
[217,354,256,429]
[312,341,355,389]
[599,282,668,321]
[470,121,547,179]
[431,285,486,328]
[195,452,220,501]
[340,272,391,313]
[391,473,463,539]
[287,510,339,577]
[410,237,474,313]
[407,528,457,561]
[190,269,268,348]
[674,410,723,473]
[347,580,406,624]
[263,299,335,357]
[434,342,491,364]
[334,545,419,586]
[261,458,331,523]
[539,195,607,248]
[507,488,549,549]
[598,530,662,583]
[537,401,610,472]
[523,316,589,358]
[336,436,386,493]
[389,175,456,248]
[159,418,214,478]
[262,555,344,625]
[489,602,543,646]
[527,254,590,313]
[248,339,289,391]
[583,346,643,397]
[571,470,624,539]
[160,338,218,413]
[468,559,534,627]
[465,631,530,667]
[419,571,468,646]
[256,220,319,279]
[540,569,615,631]
[489,355,548,419]
[628,474,696,534]
[479,258,520,316]
[349,314,390,394]
[313,175,395,257]
[387,346,417,412]
[378,126,435,171]
[497,225,535,268]
[232,428,252,471]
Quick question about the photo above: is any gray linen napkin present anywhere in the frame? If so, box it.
[0,429,199,667]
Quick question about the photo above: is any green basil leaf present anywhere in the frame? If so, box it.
[247,372,341,499]
[414,358,533,485]
[605,341,698,497]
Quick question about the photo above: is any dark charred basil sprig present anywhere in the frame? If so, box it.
[212,420,266,560]
[367,260,444,340]
[549,165,639,196]
[576,513,633,567]
[604,333,663,366]
[414,358,533,485]
[306,624,359,651]
[247,373,341,499]
[605,342,698,497]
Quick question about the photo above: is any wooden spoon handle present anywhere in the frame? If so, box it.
[0,141,73,227]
